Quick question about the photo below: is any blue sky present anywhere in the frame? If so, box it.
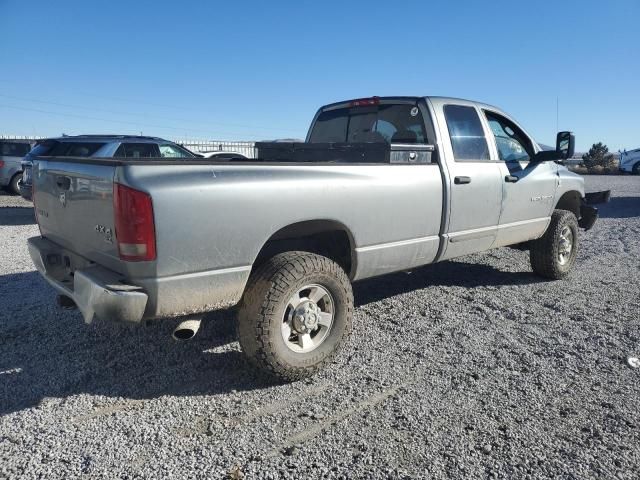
[0,0,638,151]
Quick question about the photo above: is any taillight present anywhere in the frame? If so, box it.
[113,183,156,261]
[0,160,4,168]
[349,96,380,107]
[32,169,40,231]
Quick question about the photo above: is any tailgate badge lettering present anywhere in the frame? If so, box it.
[59,192,67,207]
[95,224,113,243]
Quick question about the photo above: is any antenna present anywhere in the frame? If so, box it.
[556,97,559,132]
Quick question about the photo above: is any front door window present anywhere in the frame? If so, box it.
[484,111,533,163]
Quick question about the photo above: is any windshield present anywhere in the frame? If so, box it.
[309,104,427,144]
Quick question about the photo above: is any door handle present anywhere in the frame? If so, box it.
[56,176,71,190]
[454,176,471,185]
[505,175,519,183]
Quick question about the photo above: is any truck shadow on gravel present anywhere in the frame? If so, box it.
[1,261,540,415]
[0,272,272,416]
[596,196,640,219]
[0,207,36,226]
[354,259,539,306]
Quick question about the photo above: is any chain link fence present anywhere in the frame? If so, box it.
[0,135,41,140]
[176,140,256,158]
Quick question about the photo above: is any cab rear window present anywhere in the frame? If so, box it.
[309,104,427,144]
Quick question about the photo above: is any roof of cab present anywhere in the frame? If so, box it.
[319,95,502,112]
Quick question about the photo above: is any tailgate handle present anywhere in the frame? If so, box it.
[56,176,71,190]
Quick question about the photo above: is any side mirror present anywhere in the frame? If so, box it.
[556,131,575,160]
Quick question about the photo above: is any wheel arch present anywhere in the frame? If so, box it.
[554,190,582,218]
[252,220,357,278]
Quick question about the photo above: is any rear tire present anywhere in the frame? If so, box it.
[530,209,579,280]
[633,162,640,175]
[237,251,353,382]
[9,174,21,195]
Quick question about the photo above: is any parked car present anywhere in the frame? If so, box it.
[619,148,640,174]
[27,96,608,381]
[0,140,34,194]
[19,135,197,200]
[199,151,248,160]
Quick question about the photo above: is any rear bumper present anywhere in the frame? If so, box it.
[18,180,32,200]
[28,236,148,324]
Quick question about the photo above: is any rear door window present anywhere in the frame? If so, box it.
[114,143,160,158]
[443,105,490,161]
[309,104,428,144]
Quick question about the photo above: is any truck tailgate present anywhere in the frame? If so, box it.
[33,158,120,268]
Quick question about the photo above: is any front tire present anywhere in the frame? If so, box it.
[237,251,353,382]
[530,209,579,279]
[633,162,640,175]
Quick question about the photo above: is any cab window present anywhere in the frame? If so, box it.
[484,111,533,163]
[309,104,428,144]
[443,105,489,161]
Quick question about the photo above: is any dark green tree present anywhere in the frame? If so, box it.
[582,142,616,172]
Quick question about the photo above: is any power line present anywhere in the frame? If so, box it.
[0,93,299,134]
[0,103,284,139]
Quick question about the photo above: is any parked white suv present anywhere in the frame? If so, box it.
[619,148,640,174]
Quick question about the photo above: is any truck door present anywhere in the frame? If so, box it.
[436,103,503,260]
[482,109,557,247]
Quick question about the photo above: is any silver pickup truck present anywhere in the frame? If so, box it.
[28,96,607,381]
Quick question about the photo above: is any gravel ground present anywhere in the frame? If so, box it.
[0,176,638,479]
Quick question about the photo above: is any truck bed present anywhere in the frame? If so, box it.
[31,155,444,321]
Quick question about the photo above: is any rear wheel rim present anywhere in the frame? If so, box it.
[281,284,334,353]
[558,226,574,265]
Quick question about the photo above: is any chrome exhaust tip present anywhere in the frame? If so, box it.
[172,318,202,341]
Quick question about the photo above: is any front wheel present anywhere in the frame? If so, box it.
[237,251,353,381]
[633,162,640,175]
[530,209,579,279]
